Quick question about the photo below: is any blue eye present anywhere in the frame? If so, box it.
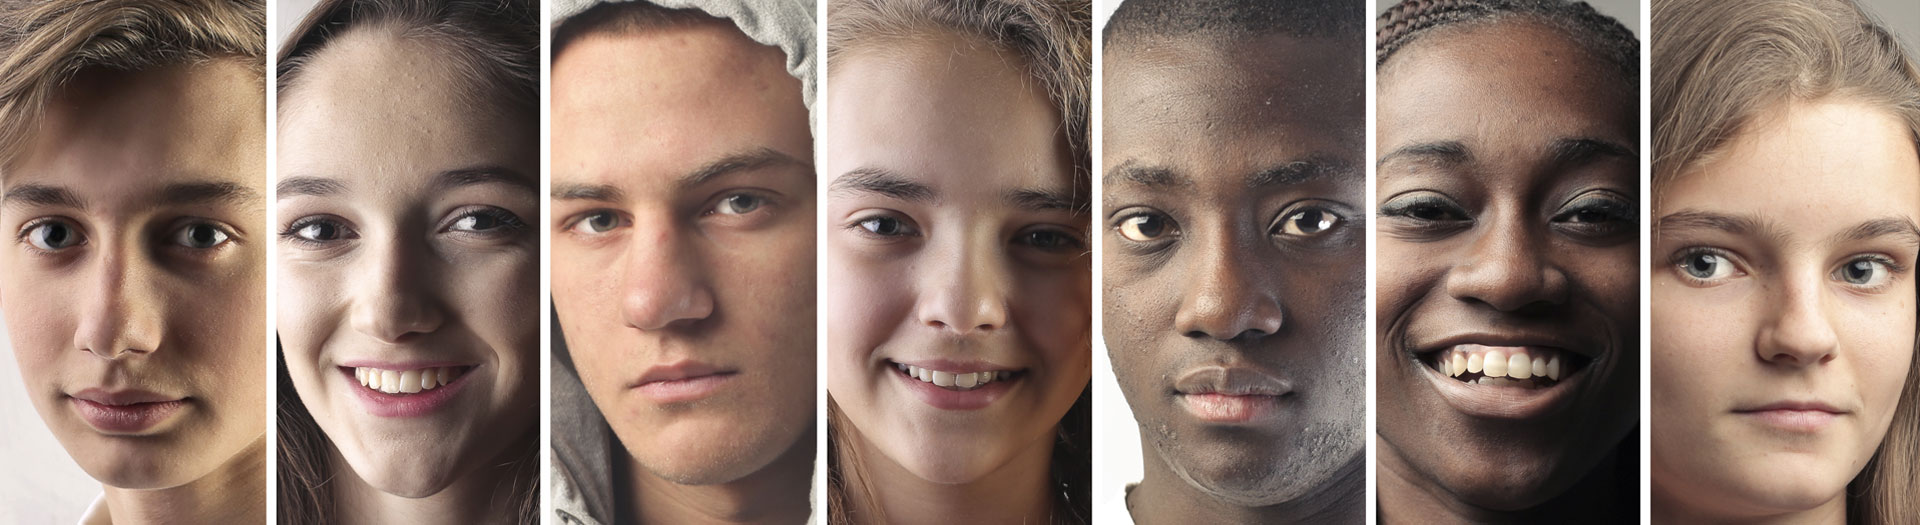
[857,216,915,236]
[713,194,766,215]
[1680,252,1732,280]
[173,223,231,249]
[24,220,85,251]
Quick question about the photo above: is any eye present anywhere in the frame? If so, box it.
[283,216,356,244]
[1276,207,1341,237]
[1553,191,1635,238]
[1380,192,1468,222]
[1116,213,1175,242]
[1016,228,1086,252]
[1834,256,1895,288]
[854,215,918,237]
[568,211,625,235]
[448,208,527,234]
[1675,249,1741,283]
[172,223,231,249]
[711,194,766,216]
[22,220,85,251]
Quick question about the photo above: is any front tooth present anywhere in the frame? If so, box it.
[1466,354,1484,373]
[1450,352,1468,377]
[1532,356,1547,379]
[1547,356,1562,380]
[1484,350,1509,378]
[399,370,422,393]
[956,373,979,388]
[381,370,400,393]
[932,371,956,387]
[367,369,383,390]
[1508,353,1531,379]
[915,367,930,382]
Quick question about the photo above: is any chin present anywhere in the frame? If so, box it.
[342,450,463,498]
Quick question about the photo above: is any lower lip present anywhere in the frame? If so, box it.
[893,368,1012,411]
[1738,409,1840,433]
[633,373,736,404]
[1178,393,1278,423]
[345,368,474,418]
[69,398,186,434]
[1420,358,1583,419]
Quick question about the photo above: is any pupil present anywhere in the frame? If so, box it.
[469,214,497,230]
[191,226,212,244]
[1688,255,1714,276]
[44,225,66,244]
[1849,261,1872,282]
[1137,217,1162,237]
[1298,210,1326,232]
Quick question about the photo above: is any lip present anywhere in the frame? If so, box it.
[67,389,188,434]
[1734,401,1847,433]
[888,359,1019,411]
[628,361,739,405]
[339,366,476,418]
[1171,366,1292,424]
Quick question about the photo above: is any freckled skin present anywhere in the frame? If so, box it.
[1103,34,1365,524]
[1375,20,1639,523]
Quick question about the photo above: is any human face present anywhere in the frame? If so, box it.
[1,63,265,489]
[550,22,816,485]
[1376,21,1639,509]
[1651,100,1919,519]
[276,31,539,498]
[826,35,1091,484]
[1102,35,1364,507]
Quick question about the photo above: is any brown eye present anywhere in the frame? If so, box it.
[1277,208,1339,237]
[1117,214,1173,242]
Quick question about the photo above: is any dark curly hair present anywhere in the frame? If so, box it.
[1376,0,1638,88]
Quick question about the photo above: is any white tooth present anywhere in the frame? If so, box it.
[1508,353,1531,379]
[1450,352,1467,377]
[1466,354,1484,374]
[1484,350,1508,378]
[957,373,979,388]
[1532,356,1548,379]
[356,367,367,385]
[381,370,400,393]
[1547,356,1562,380]
[367,370,383,390]
[421,371,439,390]
[1436,359,1449,376]
[932,371,956,387]
[398,370,421,393]
[980,371,994,383]
[915,367,929,382]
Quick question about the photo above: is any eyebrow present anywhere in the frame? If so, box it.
[1247,157,1351,189]
[1833,216,1920,248]
[432,166,536,194]
[678,148,811,190]
[161,181,260,206]
[1103,161,1192,188]
[276,176,346,199]
[1657,210,1778,239]
[1548,137,1637,166]
[3,184,85,210]
[829,167,938,204]
[1006,187,1089,214]
[1377,141,1471,169]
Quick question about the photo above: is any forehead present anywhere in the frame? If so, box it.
[1662,100,1920,225]
[827,34,1071,196]
[550,21,810,191]
[10,61,263,190]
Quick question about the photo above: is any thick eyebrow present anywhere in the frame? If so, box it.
[1103,160,1193,188]
[1248,157,1352,189]
[1378,141,1471,169]
[276,176,346,199]
[1833,216,1920,248]
[551,183,623,202]
[1006,187,1089,214]
[162,181,259,206]
[3,184,85,210]
[678,148,811,190]
[829,167,938,204]
[1656,210,1788,245]
[432,166,536,193]
[1548,137,1638,166]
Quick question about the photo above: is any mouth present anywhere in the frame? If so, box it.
[1413,343,1597,419]
[630,361,739,405]
[350,365,473,394]
[338,364,477,418]
[66,389,189,434]
[886,359,1024,411]
[891,361,1023,391]
[1172,366,1292,424]
[1734,401,1848,433]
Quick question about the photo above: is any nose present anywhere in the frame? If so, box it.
[917,230,1010,335]
[1443,214,1569,312]
[1173,231,1284,340]
[619,218,714,331]
[73,244,163,359]
[1755,276,1838,367]
[349,236,444,343]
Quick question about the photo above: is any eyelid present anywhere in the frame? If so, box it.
[1378,191,1468,219]
[440,205,529,234]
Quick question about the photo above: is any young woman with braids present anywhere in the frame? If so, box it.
[1373,0,1640,522]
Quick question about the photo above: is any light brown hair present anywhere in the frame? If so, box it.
[0,0,264,170]
[1653,1,1920,523]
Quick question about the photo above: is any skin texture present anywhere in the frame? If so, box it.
[1651,100,1919,524]
[1103,35,1364,524]
[276,29,538,524]
[826,34,1091,524]
[1,62,266,522]
[550,20,816,525]
[1375,21,1639,522]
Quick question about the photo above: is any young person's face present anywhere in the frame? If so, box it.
[1651,100,1919,517]
[1102,35,1364,507]
[276,31,539,498]
[2,63,266,489]
[550,22,816,485]
[826,35,1091,484]
[1375,21,1639,509]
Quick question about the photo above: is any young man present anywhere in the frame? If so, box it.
[0,0,268,522]
[548,1,817,523]
[1100,1,1366,523]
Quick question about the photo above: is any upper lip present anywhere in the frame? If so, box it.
[1736,400,1848,414]
[632,361,735,386]
[337,359,476,371]
[888,359,1018,374]
[1173,366,1291,396]
[68,388,183,406]
[1412,330,1598,359]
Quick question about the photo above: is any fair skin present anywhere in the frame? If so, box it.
[277,29,538,525]
[1651,99,1919,525]
[550,19,815,525]
[826,34,1092,524]
[0,62,266,523]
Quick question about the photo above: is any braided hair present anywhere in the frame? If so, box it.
[1377,0,1638,87]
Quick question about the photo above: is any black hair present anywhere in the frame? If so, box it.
[1104,0,1364,47]
[1377,0,1638,86]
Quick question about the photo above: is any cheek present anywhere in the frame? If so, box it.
[1374,240,1444,340]
[1574,243,1640,320]
[1014,267,1091,361]
[825,252,911,375]
[1848,301,1917,419]
[277,262,344,374]
[445,248,540,385]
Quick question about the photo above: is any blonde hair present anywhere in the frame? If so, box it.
[0,0,263,169]
[1653,1,1920,523]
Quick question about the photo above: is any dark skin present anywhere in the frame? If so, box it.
[1375,20,1639,524]
[1104,34,1365,525]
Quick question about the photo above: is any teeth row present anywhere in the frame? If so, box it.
[895,363,998,390]
[354,366,464,394]
[1436,346,1563,381]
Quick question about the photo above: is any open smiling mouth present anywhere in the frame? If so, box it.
[350,366,473,395]
[890,362,1025,391]
[1422,344,1589,388]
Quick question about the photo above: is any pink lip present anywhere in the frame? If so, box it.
[888,361,1017,411]
[1172,366,1291,424]
[67,389,187,434]
[338,359,472,371]
[1179,393,1279,423]
[1735,401,1847,433]
[629,361,738,405]
[340,367,475,418]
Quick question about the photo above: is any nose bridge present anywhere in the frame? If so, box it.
[349,231,443,342]
[1446,205,1567,311]
[1174,219,1282,340]
[619,212,714,331]
[74,235,163,358]
[1756,267,1838,366]
[918,223,1010,334]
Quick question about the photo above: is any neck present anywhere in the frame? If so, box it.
[620,431,815,525]
[333,431,535,525]
[101,436,266,525]
[1130,447,1364,525]
[1652,479,1846,525]
[841,427,1058,525]
[1376,436,1630,525]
